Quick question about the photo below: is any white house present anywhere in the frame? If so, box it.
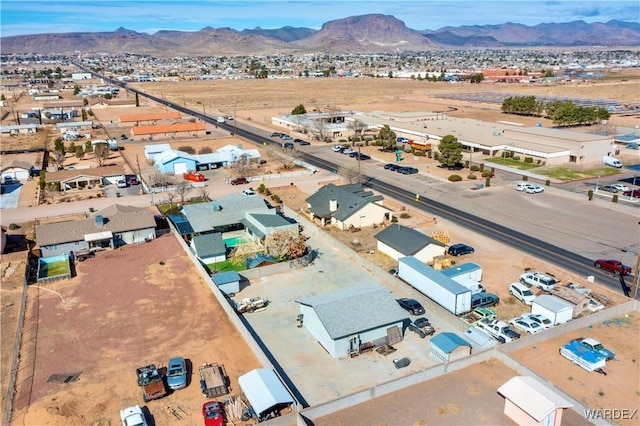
[295,285,408,358]
[498,376,572,426]
[374,224,446,263]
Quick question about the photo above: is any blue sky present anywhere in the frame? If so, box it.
[1,1,638,37]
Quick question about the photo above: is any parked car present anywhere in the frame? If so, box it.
[242,188,256,197]
[116,179,128,188]
[475,318,520,343]
[127,176,140,185]
[269,132,282,137]
[230,177,249,185]
[447,243,474,257]
[342,148,356,155]
[599,185,618,193]
[332,145,346,152]
[396,298,425,315]
[120,134,128,140]
[166,356,187,390]
[398,167,418,174]
[515,182,530,191]
[384,163,400,171]
[397,137,409,143]
[282,142,294,149]
[525,184,544,193]
[509,282,536,305]
[352,153,371,160]
[524,313,553,329]
[471,293,500,309]
[280,135,293,140]
[120,405,148,426]
[519,271,558,291]
[294,139,310,145]
[593,259,632,276]
[202,401,224,426]
[509,316,543,334]
[623,189,640,198]
[2,176,15,185]
[572,337,615,360]
[611,183,629,192]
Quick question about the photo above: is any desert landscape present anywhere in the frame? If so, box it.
[2,67,640,426]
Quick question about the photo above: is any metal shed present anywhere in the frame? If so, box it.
[531,295,573,325]
[238,368,295,422]
[430,332,472,363]
[211,271,241,295]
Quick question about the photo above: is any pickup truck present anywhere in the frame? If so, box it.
[560,340,607,372]
[571,337,615,360]
[475,318,521,343]
[183,171,205,182]
[461,307,496,325]
[136,364,167,402]
[519,271,558,291]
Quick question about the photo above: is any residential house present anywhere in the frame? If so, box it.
[498,376,572,426]
[429,332,472,363]
[46,165,125,191]
[0,124,38,136]
[295,285,408,358]
[306,183,393,230]
[374,224,446,263]
[0,160,37,181]
[35,204,156,257]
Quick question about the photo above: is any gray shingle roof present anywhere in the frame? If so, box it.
[375,224,444,255]
[296,285,408,340]
[305,183,384,221]
[249,213,293,228]
[192,233,225,258]
[181,194,270,233]
[46,165,125,183]
[36,204,156,247]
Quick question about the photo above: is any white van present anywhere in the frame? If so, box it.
[603,156,622,168]
[217,117,225,124]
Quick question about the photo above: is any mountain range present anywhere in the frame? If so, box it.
[2,14,639,55]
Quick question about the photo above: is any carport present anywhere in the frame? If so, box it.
[238,368,295,422]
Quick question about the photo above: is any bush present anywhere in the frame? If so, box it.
[470,165,480,171]
[391,216,398,223]
[512,156,520,161]
[522,175,528,181]
[413,150,425,157]
[271,194,281,203]
[264,188,272,196]
[467,174,477,180]
[588,189,593,201]
[524,157,534,164]
[399,212,411,219]
[375,140,384,146]
[448,174,462,182]
[481,170,494,177]
[257,183,266,194]
[479,163,485,172]
[9,223,19,230]
[433,152,440,161]
[365,137,374,142]
[338,139,347,143]
[178,145,196,155]
[198,146,213,154]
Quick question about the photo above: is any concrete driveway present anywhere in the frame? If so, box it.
[0,183,22,209]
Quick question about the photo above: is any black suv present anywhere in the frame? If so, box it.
[447,243,474,257]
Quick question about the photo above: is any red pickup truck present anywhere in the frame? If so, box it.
[593,259,631,276]
[183,171,205,182]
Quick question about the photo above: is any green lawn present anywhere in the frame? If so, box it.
[484,157,541,170]
[206,259,247,274]
[40,259,71,277]
[535,167,620,181]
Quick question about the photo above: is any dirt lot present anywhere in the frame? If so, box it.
[8,233,261,425]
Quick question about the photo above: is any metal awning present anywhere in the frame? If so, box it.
[238,369,294,420]
[84,231,113,242]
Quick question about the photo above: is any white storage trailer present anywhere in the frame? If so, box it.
[531,295,573,325]
[441,262,484,295]
[398,256,472,315]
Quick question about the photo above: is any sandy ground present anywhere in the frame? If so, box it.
[8,234,262,426]
[2,74,639,425]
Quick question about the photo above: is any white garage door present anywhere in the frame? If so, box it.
[173,163,188,174]
[14,171,29,180]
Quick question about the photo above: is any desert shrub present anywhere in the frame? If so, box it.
[448,174,462,182]
[512,155,520,161]
[9,223,19,230]
[365,137,373,142]
[403,146,412,153]
[257,183,266,194]
[271,194,281,203]
[470,165,480,171]
[524,157,534,164]
[178,145,196,154]
[433,152,440,161]
[375,140,383,146]
[464,160,469,168]
[391,216,398,223]
[338,139,347,143]
[413,150,425,156]
[467,174,477,180]
[264,188,272,196]
[399,212,411,219]
[479,163,485,172]
[481,170,494,177]
[198,146,213,154]
[522,175,529,181]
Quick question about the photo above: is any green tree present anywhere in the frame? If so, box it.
[54,137,65,155]
[73,85,80,95]
[93,143,110,167]
[377,125,397,150]
[437,135,463,167]
[470,73,484,84]
[291,104,307,115]
[68,141,76,153]
[75,146,85,159]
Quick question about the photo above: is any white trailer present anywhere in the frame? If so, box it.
[398,256,472,315]
[441,262,484,294]
[531,295,573,325]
